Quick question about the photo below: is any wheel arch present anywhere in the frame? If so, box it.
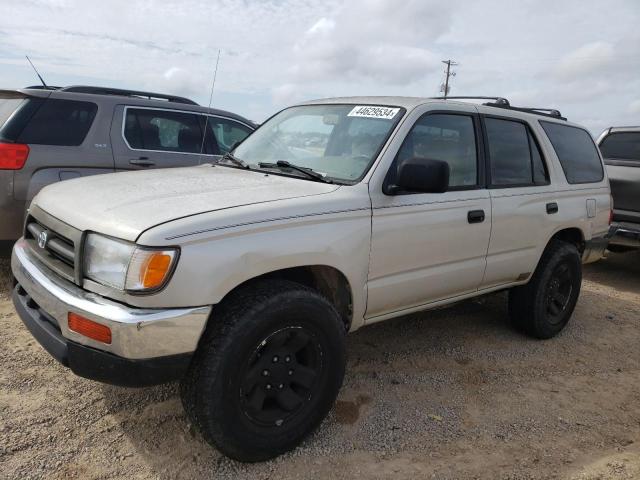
[548,227,586,253]
[212,265,354,331]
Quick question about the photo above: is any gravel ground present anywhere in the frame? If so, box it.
[1,252,639,479]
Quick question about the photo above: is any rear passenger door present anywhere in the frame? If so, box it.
[111,106,210,170]
[480,115,556,288]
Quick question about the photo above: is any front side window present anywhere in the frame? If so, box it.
[599,132,640,163]
[124,108,203,153]
[17,98,97,146]
[232,104,404,183]
[540,121,603,184]
[203,117,252,155]
[390,113,478,189]
[485,117,548,186]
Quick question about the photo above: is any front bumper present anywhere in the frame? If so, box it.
[11,239,211,386]
[608,222,640,250]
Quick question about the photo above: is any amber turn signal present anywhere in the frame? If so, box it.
[68,312,112,344]
[141,252,173,289]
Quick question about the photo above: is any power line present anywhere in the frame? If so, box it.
[440,59,458,99]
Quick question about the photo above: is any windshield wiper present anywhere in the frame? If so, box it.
[258,160,332,183]
[218,152,250,169]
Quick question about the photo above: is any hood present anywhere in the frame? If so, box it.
[33,165,340,241]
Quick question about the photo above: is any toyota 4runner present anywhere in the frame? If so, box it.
[11,96,611,462]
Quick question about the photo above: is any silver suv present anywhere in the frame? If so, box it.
[0,86,255,247]
[11,96,611,462]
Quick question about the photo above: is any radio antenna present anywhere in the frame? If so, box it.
[25,55,49,89]
[199,49,221,164]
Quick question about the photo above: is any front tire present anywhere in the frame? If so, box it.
[509,240,582,339]
[180,279,346,462]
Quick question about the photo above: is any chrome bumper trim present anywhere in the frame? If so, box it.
[11,239,211,359]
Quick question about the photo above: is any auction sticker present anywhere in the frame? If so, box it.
[348,105,400,120]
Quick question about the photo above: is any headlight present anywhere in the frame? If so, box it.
[83,233,178,292]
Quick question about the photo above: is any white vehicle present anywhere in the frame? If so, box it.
[11,96,610,461]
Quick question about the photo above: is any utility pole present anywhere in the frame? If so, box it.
[440,59,458,99]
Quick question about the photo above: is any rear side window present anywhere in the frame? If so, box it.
[485,117,548,186]
[599,132,640,163]
[540,121,604,184]
[17,99,97,146]
[125,108,204,153]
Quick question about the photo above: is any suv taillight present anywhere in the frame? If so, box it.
[0,142,29,170]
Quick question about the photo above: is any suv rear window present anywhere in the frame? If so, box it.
[599,132,640,163]
[17,99,98,146]
[540,121,604,184]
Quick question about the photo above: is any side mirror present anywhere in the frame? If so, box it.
[388,158,450,194]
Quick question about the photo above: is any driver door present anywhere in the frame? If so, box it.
[366,109,491,320]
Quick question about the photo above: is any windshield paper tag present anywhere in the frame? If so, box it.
[348,105,400,120]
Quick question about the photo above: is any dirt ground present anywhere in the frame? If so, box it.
[1,252,639,480]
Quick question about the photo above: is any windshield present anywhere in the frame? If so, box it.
[232,104,404,183]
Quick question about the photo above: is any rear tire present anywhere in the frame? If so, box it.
[180,279,346,462]
[508,240,582,339]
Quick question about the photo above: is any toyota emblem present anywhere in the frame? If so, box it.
[38,230,49,249]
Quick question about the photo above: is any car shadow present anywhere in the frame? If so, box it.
[97,263,640,477]
[98,292,517,477]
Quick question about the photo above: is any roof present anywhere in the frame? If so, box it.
[301,95,577,126]
[301,96,434,110]
[12,86,256,127]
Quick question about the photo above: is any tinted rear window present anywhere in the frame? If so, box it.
[540,121,603,184]
[599,132,640,162]
[17,98,97,146]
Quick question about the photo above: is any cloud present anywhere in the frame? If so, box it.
[0,0,638,135]
[161,67,205,99]
[285,0,450,90]
[629,100,640,115]
[555,41,616,80]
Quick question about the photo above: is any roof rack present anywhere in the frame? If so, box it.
[26,85,62,90]
[431,96,566,121]
[431,96,511,106]
[58,86,198,105]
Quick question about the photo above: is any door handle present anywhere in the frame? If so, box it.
[129,157,155,167]
[546,202,559,214]
[467,210,485,224]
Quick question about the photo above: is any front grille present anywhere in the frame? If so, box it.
[24,215,78,283]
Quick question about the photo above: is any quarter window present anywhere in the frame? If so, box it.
[391,113,478,189]
[125,108,204,153]
[540,121,604,184]
[485,118,548,186]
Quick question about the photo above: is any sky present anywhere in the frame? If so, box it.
[0,0,639,135]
